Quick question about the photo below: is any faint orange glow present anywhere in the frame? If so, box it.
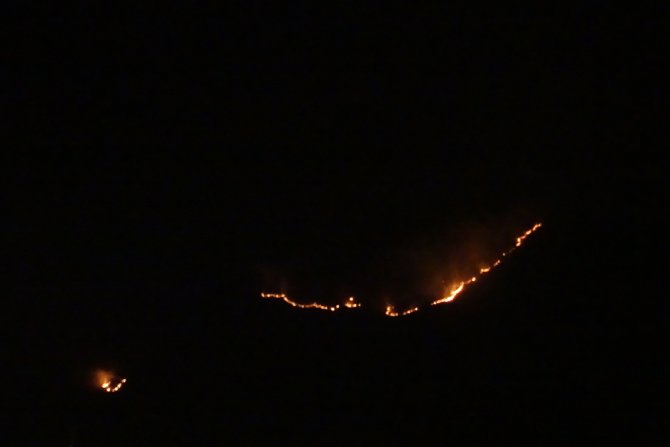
[95,370,127,393]
[261,222,542,317]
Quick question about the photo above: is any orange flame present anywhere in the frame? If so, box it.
[431,222,543,306]
[96,370,127,393]
[261,293,343,312]
[344,296,362,308]
[385,305,420,317]
[261,222,542,317]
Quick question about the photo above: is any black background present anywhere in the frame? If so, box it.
[5,3,666,444]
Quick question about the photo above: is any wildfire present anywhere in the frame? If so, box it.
[261,222,543,317]
[344,296,362,308]
[96,370,127,393]
[431,222,543,306]
[385,305,420,317]
[261,293,342,311]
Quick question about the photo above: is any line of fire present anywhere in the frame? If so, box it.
[261,223,543,317]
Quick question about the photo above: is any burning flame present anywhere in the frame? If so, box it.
[96,370,127,393]
[385,305,419,317]
[261,293,342,311]
[261,222,542,317]
[344,296,362,308]
[431,222,543,307]
[261,293,362,311]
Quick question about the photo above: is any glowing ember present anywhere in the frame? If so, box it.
[96,370,127,393]
[261,222,543,317]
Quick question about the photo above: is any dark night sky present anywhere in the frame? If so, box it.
[5,3,666,444]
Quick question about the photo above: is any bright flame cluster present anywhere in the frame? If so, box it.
[102,378,127,393]
[430,222,543,307]
[261,293,342,311]
[344,296,362,308]
[96,370,127,393]
[261,222,542,317]
[385,305,419,317]
[261,293,362,311]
